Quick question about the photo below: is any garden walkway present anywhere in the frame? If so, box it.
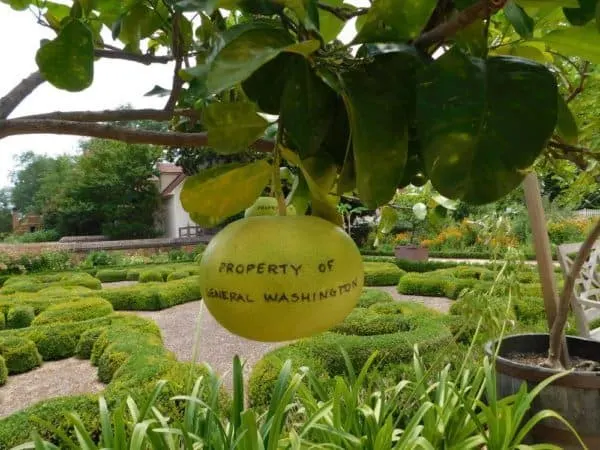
[0,358,103,418]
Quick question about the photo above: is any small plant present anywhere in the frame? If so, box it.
[18,345,584,449]
[82,251,117,268]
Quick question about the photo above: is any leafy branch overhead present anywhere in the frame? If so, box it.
[1,0,600,225]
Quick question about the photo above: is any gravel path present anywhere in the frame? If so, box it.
[376,286,453,313]
[133,302,284,389]
[0,358,104,418]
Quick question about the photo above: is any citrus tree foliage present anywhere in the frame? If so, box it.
[1,0,600,226]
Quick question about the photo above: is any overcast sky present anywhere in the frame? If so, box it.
[0,2,365,189]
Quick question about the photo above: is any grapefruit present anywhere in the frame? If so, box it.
[244,196,296,217]
[198,215,364,341]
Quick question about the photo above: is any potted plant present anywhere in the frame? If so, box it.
[485,218,600,449]
[393,202,430,261]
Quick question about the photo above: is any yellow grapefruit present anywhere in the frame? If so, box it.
[198,215,364,341]
[244,196,296,217]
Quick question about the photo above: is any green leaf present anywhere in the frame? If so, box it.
[354,0,437,43]
[563,0,598,25]
[286,172,310,214]
[538,24,600,63]
[416,50,557,204]
[491,42,551,64]
[44,2,71,30]
[35,19,94,92]
[204,102,270,154]
[144,85,171,97]
[0,0,30,10]
[342,48,422,208]
[318,0,345,42]
[242,53,291,114]
[556,95,578,144]
[516,0,578,6]
[504,0,535,38]
[281,57,338,158]
[281,148,343,226]
[320,96,351,167]
[377,205,398,234]
[180,161,272,218]
[190,212,229,227]
[398,129,427,188]
[284,39,321,56]
[206,22,294,95]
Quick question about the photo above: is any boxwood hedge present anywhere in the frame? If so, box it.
[6,305,35,329]
[0,336,42,374]
[249,289,450,407]
[139,270,164,283]
[32,298,113,326]
[364,262,405,286]
[0,355,7,386]
[0,313,227,448]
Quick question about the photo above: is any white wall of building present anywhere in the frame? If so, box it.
[165,181,196,238]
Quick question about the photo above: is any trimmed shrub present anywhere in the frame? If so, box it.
[513,296,547,325]
[0,337,42,374]
[0,311,224,448]
[330,307,411,336]
[6,306,35,329]
[54,273,102,290]
[139,270,164,283]
[0,279,42,295]
[76,327,107,359]
[96,285,161,310]
[32,298,113,326]
[397,274,452,297]
[98,350,130,383]
[0,356,7,385]
[356,288,394,308]
[166,270,191,281]
[126,270,140,281]
[364,262,405,286]
[95,269,128,283]
[444,278,478,299]
[249,300,449,407]
[157,277,202,308]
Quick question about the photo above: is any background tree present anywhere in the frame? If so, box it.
[0,188,12,234]
[10,152,66,213]
[43,139,162,238]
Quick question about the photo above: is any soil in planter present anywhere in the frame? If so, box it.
[507,351,600,373]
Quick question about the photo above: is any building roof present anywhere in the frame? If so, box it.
[162,173,186,197]
[157,162,183,174]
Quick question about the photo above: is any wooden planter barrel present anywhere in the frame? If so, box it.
[394,245,428,261]
[485,333,600,449]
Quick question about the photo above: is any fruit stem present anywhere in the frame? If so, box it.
[273,144,287,216]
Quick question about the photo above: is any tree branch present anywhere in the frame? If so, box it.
[93,49,174,65]
[0,118,275,152]
[414,0,508,50]
[566,60,590,104]
[316,1,369,20]
[165,13,184,112]
[0,71,45,119]
[548,140,596,155]
[12,108,200,123]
